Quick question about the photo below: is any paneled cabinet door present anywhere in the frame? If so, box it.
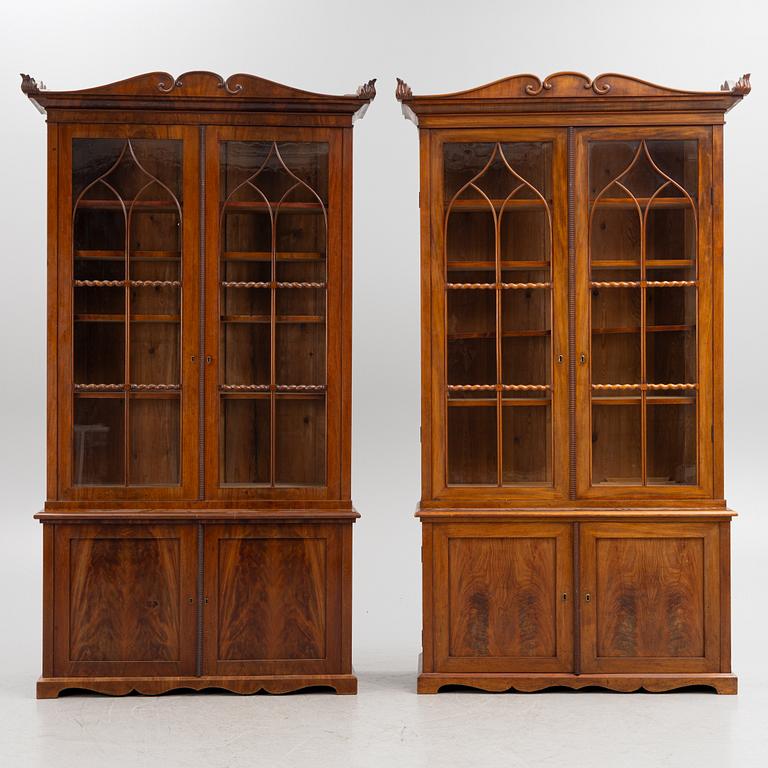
[432,523,573,672]
[574,127,714,500]
[202,523,346,676]
[579,522,721,673]
[59,125,200,502]
[52,524,197,678]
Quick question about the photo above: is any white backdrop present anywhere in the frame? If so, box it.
[0,0,766,682]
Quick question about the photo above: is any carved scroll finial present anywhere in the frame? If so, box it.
[721,73,751,95]
[395,77,412,101]
[524,76,551,96]
[356,78,377,100]
[20,74,44,95]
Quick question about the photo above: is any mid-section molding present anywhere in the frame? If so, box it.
[396,71,750,124]
[20,71,376,120]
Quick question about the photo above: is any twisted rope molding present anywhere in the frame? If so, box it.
[591,280,696,288]
[219,384,327,392]
[74,280,181,287]
[74,383,181,392]
[221,281,326,289]
[592,383,698,390]
[448,384,551,392]
[446,282,551,290]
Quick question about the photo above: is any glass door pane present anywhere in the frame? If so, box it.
[587,138,699,487]
[219,141,328,487]
[72,138,182,487]
[444,141,554,487]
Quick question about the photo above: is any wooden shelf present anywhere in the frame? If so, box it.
[75,250,181,261]
[222,201,325,212]
[76,200,179,212]
[447,260,550,271]
[592,396,696,405]
[591,259,694,270]
[592,324,694,335]
[590,197,695,209]
[448,329,550,340]
[222,251,324,262]
[447,397,552,407]
[446,198,551,212]
[221,314,324,324]
[74,314,181,323]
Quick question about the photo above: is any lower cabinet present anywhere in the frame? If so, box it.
[42,518,353,696]
[422,518,733,693]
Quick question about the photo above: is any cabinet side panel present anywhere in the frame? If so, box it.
[720,520,731,672]
[47,124,59,499]
[421,521,435,671]
[42,524,55,676]
[340,128,353,499]
[712,125,724,499]
[420,130,433,499]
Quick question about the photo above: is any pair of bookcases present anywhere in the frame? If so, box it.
[23,70,748,697]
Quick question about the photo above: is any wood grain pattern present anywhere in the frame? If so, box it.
[433,522,573,673]
[580,522,719,673]
[204,523,343,677]
[53,524,197,677]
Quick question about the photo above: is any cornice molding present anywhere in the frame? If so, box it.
[21,71,377,121]
[396,71,751,126]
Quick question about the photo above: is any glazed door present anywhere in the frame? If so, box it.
[575,127,713,499]
[432,522,573,673]
[58,124,200,501]
[429,129,569,503]
[202,523,345,676]
[53,524,197,678]
[579,522,720,673]
[204,128,343,501]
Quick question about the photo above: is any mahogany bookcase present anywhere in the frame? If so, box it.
[22,71,375,697]
[397,71,749,694]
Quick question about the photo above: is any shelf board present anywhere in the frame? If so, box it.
[591,259,694,270]
[448,329,550,340]
[592,324,693,335]
[73,313,181,323]
[221,314,324,324]
[590,197,695,209]
[448,397,551,407]
[222,251,324,262]
[75,250,181,261]
[446,198,551,212]
[76,200,179,212]
[447,260,550,271]
[222,201,325,212]
[592,396,696,405]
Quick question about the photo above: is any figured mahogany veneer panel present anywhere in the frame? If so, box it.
[580,522,720,673]
[217,538,326,660]
[53,524,197,677]
[204,523,343,676]
[448,536,557,657]
[594,536,704,658]
[433,522,573,673]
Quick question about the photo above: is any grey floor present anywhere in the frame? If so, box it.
[1,656,766,768]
